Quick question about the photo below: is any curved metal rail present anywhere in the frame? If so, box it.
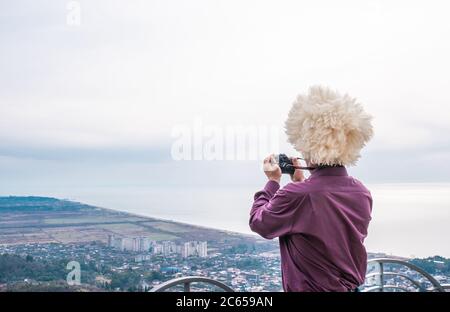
[150,276,234,292]
[442,284,450,291]
[365,272,425,290]
[150,258,446,292]
[363,258,445,292]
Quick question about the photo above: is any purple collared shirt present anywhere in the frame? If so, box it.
[250,166,372,292]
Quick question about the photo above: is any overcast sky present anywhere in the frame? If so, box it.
[1,0,450,191]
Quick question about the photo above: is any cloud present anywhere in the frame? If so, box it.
[1,0,450,184]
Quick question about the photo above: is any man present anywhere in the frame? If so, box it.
[250,86,374,292]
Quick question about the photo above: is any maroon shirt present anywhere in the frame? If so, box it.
[250,166,372,292]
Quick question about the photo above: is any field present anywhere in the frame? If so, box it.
[0,196,266,247]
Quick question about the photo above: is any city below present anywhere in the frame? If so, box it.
[0,196,449,292]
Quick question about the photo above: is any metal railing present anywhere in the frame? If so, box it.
[149,276,234,292]
[149,258,447,292]
[362,258,446,292]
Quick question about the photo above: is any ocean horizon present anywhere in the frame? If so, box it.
[2,182,450,259]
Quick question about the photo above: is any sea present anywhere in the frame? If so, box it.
[2,183,450,258]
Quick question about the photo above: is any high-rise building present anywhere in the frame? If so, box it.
[140,237,151,252]
[107,234,114,247]
[162,241,176,256]
[108,236,152,252]
[180,241,208,258]
[122,238,134,251]
[198,241,208,258]
[181,242,190,258]
[108,235,126,251]
[108,235,207,258]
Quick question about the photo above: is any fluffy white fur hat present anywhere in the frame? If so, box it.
[285,86,373,166]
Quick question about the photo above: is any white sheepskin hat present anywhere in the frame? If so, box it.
[285,85,373,166]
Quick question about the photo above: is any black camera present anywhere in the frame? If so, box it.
[274,154,296,175]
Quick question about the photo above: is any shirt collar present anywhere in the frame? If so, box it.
[309,166,348,178]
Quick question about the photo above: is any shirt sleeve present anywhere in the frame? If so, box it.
[249,180,302,239]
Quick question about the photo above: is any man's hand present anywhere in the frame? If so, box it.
[263,154,282,183]
[290,157,305,182]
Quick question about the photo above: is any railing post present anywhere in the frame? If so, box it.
[379,262,384,292]
[184,282,190,292]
